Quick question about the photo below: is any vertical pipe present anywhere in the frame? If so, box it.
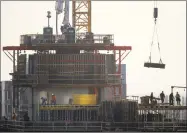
[56,12,58,35]
[48,18,50,27]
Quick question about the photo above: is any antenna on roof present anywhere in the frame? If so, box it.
[47,11,51,27]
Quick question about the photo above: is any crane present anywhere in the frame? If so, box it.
[144,0,165,69]
[55,0,91,34]
[72,0,91,33]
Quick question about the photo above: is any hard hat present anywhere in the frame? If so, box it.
[52,93,54,95]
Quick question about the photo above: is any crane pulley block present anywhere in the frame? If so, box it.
[154,8,158,19]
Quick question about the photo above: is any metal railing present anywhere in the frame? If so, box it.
[20,33,114,45]
[12,73,121,85]
[0,120,186,132]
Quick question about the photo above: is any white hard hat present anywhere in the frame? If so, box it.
[52,93,54,95]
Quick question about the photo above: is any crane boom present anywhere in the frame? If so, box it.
[171,86,186,89]
[171,86,186,93]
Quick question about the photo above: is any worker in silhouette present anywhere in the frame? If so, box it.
[51,94,56,105]
[175,92,181,105]
[3,116,8,121]
[169,92,174,105]
[150,92,154,104]
[41,97,47,105]
[160,91,165,103]
[23,112,30,121]
[23,112,30,128]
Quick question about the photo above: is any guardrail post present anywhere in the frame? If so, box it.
[52,122,54,131]
[86,122,87,131]
[100,122,102,131]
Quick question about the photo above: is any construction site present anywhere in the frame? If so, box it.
[0,0,186,132]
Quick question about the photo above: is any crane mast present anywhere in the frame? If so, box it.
[72,0,91,33]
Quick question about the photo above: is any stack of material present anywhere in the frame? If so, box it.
[112,100,138,122]
[140,96,150,105]
[99,100,138,122]
[98,101,114,122]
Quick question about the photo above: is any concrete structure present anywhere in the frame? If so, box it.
[0,81,12,118]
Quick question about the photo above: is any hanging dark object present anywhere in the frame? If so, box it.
[144,61,165,69]
[144,1,165,69]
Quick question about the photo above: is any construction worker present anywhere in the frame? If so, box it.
[51,94,56,105]
[169,92,174,105]
[150,92,154,104]
[41,97,47,105]
[175,92,181,105]
[160,91,165,104]
[23,112,30,121]
[23,112,30,128]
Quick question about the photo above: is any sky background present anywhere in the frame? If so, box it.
[1,1,186,98]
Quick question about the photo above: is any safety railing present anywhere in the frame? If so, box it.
[0,120,186,132]
[20,33,114,45]
[12,73,121,85]
[137,121,187,131]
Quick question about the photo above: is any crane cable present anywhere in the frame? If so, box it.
[149,0,163,64]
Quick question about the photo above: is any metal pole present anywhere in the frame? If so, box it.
[56,12,58,35]
[32,87,34,120]
[16,50,19,109]
[48,18,50,27]
[13,50,16,111]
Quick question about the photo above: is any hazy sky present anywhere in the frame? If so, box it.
[1,1,186,97]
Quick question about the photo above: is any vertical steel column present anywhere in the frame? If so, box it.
[12,50,16,111]
[118,50,122,96]
[32,87,34,120]
[16,50,19,109]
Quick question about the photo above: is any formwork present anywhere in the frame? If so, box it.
[28,53,117,85]
[38,105,99,121]
[35,100,138,122]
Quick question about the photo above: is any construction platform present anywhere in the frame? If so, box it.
[39,104,99,110]
[0,120,186,132]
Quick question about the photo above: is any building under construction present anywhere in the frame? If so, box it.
[0,0,187,132]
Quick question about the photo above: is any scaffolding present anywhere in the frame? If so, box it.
[138,104,187,131]
[3,33,132,121]
[0,103,186,132]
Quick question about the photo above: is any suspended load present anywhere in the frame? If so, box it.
[144,1,165,69]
